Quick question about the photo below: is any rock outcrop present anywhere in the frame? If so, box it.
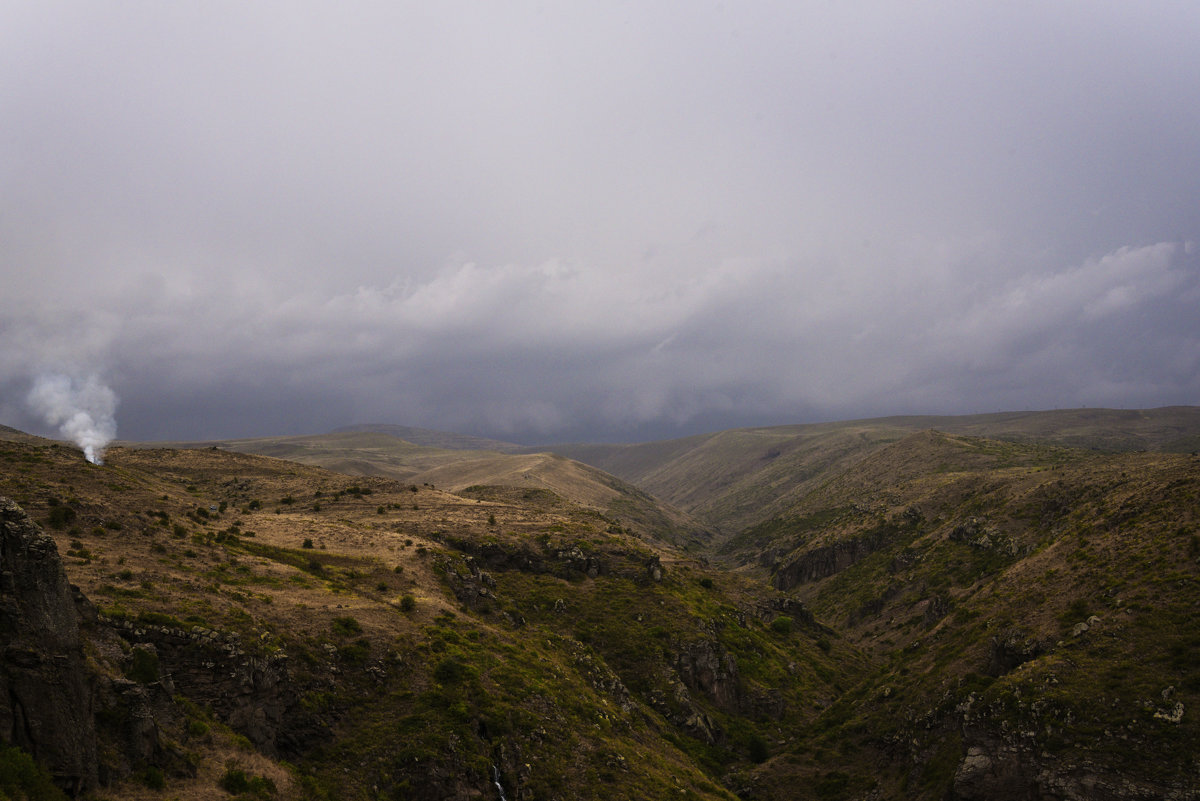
[107,616,320,757]
[675,640,741,714]
[0,497,325,795]
[0,497,99,795]
[772,530,889,590]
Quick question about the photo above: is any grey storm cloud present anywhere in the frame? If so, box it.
[2,2,1199,444]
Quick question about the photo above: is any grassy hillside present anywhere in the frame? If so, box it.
[0,436,844,800]
[3,409,1199,800]
[151,431,713,549]
[725,431,1200,799]
[330,423,525,453]
[549,407,1200,536]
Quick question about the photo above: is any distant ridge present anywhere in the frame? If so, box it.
[0,424,54,444]
[544,405,1200,535]
[330,423,524,453]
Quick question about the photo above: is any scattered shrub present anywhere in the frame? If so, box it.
[46,506,76,532]
[433,656,471,684]
[331,616,362,636]
[338,638,371,663]
[0,744,69,801]
[219,766,276,798]
[140,766,165,790]
[126,648,159,684]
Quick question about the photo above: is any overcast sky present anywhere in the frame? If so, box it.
[3,2,1199,446]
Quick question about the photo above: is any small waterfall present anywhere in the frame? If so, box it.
[491,764,508,801]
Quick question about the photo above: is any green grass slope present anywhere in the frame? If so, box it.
[726,432,1200,799]
[549,406,1200,537]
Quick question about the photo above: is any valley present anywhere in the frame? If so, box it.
[2,408,1199,800]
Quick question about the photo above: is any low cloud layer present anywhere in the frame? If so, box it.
[4,239,1196,443]
[2,3,1198,443]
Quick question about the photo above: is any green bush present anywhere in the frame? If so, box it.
[433,657,472,685]
[141,766,165,790]
[331,616,362,636]
[400,594,416,613]
[219,766,277,797]
[126,647,160,684]
[0,745,68,800]
[46,504,76,530]
[338,638,371,663]
[770,616,793,634]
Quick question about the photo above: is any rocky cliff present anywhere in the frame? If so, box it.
[0,498,98,795]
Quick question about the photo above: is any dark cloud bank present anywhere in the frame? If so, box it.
[3,3,1198,446]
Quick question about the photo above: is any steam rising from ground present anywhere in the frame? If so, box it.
[27,374,118,464]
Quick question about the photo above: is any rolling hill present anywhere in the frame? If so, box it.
[547,406,1200,537]
[2,407,1199,800]
[147,430,713,550]
[330,423,525,453]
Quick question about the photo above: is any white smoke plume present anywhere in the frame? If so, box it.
[27,373,118,464]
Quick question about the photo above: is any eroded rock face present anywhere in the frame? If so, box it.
[107,616,321,758]
[951,738,1037,800]
[675,640,741,714]
[772,531,889,590]
[0,497,99,795]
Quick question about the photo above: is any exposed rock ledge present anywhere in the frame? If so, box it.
[0,497,99,795]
